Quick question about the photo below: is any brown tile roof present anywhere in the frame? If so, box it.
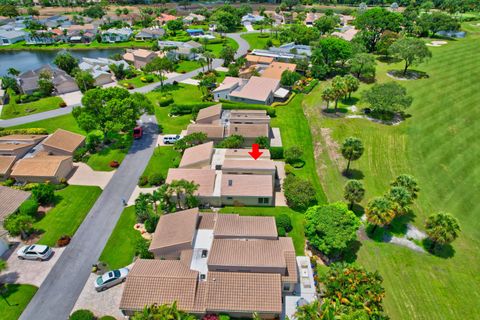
[205,272,282,314]
[149,208,199,252]
[222,159,276,171]
[186,124,225,139]
[208,239,286,269]
[261,62,297,80]
[224,148,271,159]
[230,76,280,102]
[0,134,47,144]
[227,123,269,138]
[0,186,30,221]
[166,169,216,196]
[42,129,85,154]
[214,213,277,239]
[120,259,199,312]
[279,237,298,283]
[198,212,217,229]
[0,142,34,152]
[196,104,222,123]
[156,13,177,22]
[246,54,274,64]
[0,156,15,176]
[179,142,214,168]
[212,77,244,93]
[10,156,72,178]
[221,174,273,197]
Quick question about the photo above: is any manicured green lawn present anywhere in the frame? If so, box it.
[205,37,239,57]
[0,39,151,51]
[118,74,163,89]
[86,147,129,172]
[141,146,181,181]
[304,25,480,319]
[1,96,64,120]
[0,284,38,320]
[35,186,102,247]
[241,33,281,50]
[176,60,202,73]
[99,206,142,269]
[8,114,86,134]
[219,206,305,255]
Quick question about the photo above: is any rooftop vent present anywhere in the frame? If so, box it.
[228,179,233,186]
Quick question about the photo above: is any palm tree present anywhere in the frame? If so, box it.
[425,213,460,252]
[365,197,396,234]
[321,86,335,110]
[197,57,207,72]
[344,179,365,210]
[131,302,196,320]
[391,174,420,199]
[331,75,348,112]
[340,137,364,175]
[135,193,153,222]
[344,74,360,99]
[387,186,413,215]
[203,52,214,71]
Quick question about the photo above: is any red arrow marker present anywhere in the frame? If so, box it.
[248,143,263,160]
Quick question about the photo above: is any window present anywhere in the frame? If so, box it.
[283,284,290,291]
[227,197,233,200]
[258,197,269,204]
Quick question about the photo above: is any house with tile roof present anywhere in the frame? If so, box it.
[41,129,85,155]
[213,76,282,105]
[10,155,73,183]
[101,27,132,43]
[122,48,159,69]
[18,65,79,95]
[120,208,303,318]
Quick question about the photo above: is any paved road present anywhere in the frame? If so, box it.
[19,114,158,320]
[0,104,78,128]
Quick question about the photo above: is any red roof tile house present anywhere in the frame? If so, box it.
[120,208,298,318]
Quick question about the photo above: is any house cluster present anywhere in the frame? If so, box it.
[0,129,85,184]
[120,208,317,319]
[79,57,129,86]
[17,65,79,95]
[250,42,312,62]
[157,40,202,60]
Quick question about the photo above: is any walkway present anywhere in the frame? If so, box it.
[19,114,158,320]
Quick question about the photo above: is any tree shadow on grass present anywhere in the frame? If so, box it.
[389,210,416,236]
[341,97,360,106]
[350,203,365,218]
[365,224,389,243]
[422,238,456,259]
[376,56,402,64]
[343,240,362,263]
[0,283,21,306]
[342,169,364,180]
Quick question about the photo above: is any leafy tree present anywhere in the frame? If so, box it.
[7,68,20,77]
[279,24,320,45]
[210,10,239,32]
[305,203,360,259]
[284,146,303,165]
[83,4,105,19]
[217,135,244,149]
[275,214,292,233]
[320,263,387,318]
[198,74,216,98]
[255,136,270,149]
[344,74,359,99]
[344,180,365,210]
[174,132,208,152]
[109,63,131,80]
[32,183,55,205]
[19,199,39,217]
[280,70,301,87]
[387,186,413,215]
[144,57,174,88]
[321,86,336,110]
[3,213,35,239]
[294,300,321,320]
[377,31,400,58]
[2,76,19,93]
[418,12,460,36]
[0,4,18,18]
[283,175,317,211]
[135,238,154,259]
[38,70,54,97]
[349,53,376,79]
[365,197,396,233]
[226,63,239,77]
[314,15,340,35]
[166,19,184,36]
[169,179,199,210]
[317,37,353,69]
[75,70,95,93]
[341,137,364,175]
[132,303,196,320]
[389,38,432,75]
[391,174,420,199]
[219,45,236,67]
[282,0,299,11]
[53,52,79,76]
[69,309,95,320]
[135,193,153,222]
[363,82,413,114]
[355,7,403,52]
[425,212,460,251]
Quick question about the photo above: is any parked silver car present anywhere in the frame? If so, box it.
[17,245,53,261]
[94,268,129,292]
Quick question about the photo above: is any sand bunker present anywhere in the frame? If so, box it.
[427,40,448,47]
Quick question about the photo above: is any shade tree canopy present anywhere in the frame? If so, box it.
[363,82,413,114]
[389,38,432,75]
[425,212,461,251]
[340,137,364,175]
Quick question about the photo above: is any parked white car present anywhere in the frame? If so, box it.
[163,135,180,144]
[17,244,53,261]
[94,268,129,292]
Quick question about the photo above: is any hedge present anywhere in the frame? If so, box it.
[158,96,174,107]
[170,102,215,115]
[302,79,319,94]
[0,128,48,136]
[271,92,296,107]
[269,146,284,159]
[220,100,276,117]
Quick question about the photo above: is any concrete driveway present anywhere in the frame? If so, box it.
[274,161,287,207]
[72,270,128,320]
[68,163,115,190]
[0,244,65,287]
[127,186,157,206]
[59,91,83,106]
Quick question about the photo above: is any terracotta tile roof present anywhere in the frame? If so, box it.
[149,208,199,252]
[224,148,271,159]
[205,272,282,314]
[156,13,177,22]
[10,156,72,178]
[198,212,217,229]
[166,169,216,196]
[226,123,270,138]
[120,259,199,312]
[208,239,286,269]
[0,156,15,176]
[0,134,47,144]
[180,249,194,267]
[0,186,30,221]
[130,48,156,58]
[230,76,280,102]
[214,213,277,239]
[42,129,85,154]
[221,174,273,197]
[279,237,298,283]
[222,159,276,171]
[261,62,297,80]
[187,124,224,139]
[196,104,222,123]
[245,54,274,64]
[212,77,244,93]
[179,142,214,168]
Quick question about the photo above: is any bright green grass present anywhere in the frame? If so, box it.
[0,39,151,51]
[219,206,305,255]
[0,284,38,320]
[8,114,85,134]
[1,96,64,120]
[141,146,181,181]
[35,186,102,247]
[99,206,142,269]
[87,147,129,172]
[176,60,202,73]
[205,37,239,57]
[271,95,327,204]
[240,33,281,50]
[118,74,162,89]
[306,25,480,319]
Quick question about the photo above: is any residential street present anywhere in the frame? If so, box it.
[19,114,158,320]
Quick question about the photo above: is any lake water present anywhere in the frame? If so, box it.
[0,48,125,76]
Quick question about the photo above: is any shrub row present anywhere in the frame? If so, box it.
[269,146,284,159]
[271,92,296,107]
[302,79,319,94]
[158,96,174,107]
[220,100,276,117]
[138,172,165,187]
[170,102,215,115]
[0,128,48,136]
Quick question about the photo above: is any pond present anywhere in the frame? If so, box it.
[0,48,125,76]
